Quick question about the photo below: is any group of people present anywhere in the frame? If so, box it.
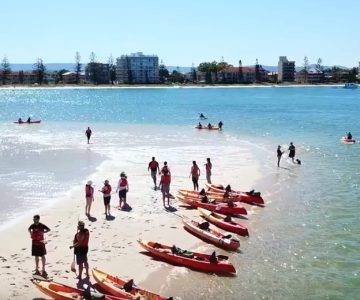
[17,117,32,123]
[277,142,298,167]
[197,121,223,129]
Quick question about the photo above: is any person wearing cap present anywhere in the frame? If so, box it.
[69,221,90,280]
[148,157,160,189]
[100,180,112,216]
[28,215,50,277]
[85,180,94,216]
[116,172,129,209]
[204,158,212,184]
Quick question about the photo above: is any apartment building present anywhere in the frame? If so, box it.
[116,52,159,84]
[278,56,295,82]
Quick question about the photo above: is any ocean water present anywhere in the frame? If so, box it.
[0,87,359,299]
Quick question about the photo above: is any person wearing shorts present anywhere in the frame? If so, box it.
[70,221,89,280]
[159,168,171,207]
[28,215,50,277]
[190,161,200,191]
[148,157,160,189]
[116,172,129,209]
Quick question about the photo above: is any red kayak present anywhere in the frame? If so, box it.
[14,120,41,124]
[206,183,265,206]
[195,126,220,130]
[341,137,356,144]
[182,218,240,251]
[32,279,127,300]
[198,208,249,237]
[138,239,236,274]
[177,195,247,215]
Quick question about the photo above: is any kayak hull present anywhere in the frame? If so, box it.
[205,183,265,206]
[92,268,167,300]
[31,279,125,300]
[182,218,240,251]
[177,195,247,215]
[341,137,356,144]
[198,208,249,237]
[195,126,220,130]
[138,239,236,274]
[14,120,41,124]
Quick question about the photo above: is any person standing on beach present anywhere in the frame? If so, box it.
[85,127,92,144]
[159,168,171,207]
[69,221,89,280]
[28,215,50,277]
[148,157,160,189]
[277,145,284,167]
[205,158,212,184]
[116,172,129,209]
[85,181,94,216]
[160,161,170,176]
[190,161,200,190]
[100,180,112,216]
[288,142,296,163]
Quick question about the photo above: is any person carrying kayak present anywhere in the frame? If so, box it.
[347,132,352,139]
[85,127,92,144]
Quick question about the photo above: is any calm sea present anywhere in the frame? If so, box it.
[0,87,359,299]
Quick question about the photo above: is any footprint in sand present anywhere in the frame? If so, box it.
[21,248,27,251]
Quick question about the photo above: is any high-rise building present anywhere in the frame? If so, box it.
[278,56,295,82]
[116,52,159,84]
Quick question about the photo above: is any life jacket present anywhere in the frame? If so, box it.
[74,229,89,247]
[119,178,128,187]
[103,184,112,195]
[162,174,171,185]
[31,230,44,242]
[149,161,158,171]
[85,185,93,197]
[191,165,199,176]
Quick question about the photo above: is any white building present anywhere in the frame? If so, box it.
[116,52,159,84]
[278,56,295,82]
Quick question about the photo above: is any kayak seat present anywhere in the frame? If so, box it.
[222,234,232,239]
[217,254,229,260]
[198,221,210,230]
[224,215,232,222]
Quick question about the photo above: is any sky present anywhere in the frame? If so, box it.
[1,0,359,67]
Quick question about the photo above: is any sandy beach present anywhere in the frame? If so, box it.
[0,124,264,300]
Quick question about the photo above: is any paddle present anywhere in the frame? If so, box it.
[70,255,76,274]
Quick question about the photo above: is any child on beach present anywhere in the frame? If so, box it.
[85,180,94,216]
[28,215,50,277]
[116,172,129,209]
[100,180,112,216]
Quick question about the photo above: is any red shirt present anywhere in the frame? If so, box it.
[162,174,171,185]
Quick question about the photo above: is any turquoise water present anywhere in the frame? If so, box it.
[0,87,359,299]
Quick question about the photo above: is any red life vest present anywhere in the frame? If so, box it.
[120,178,128,187]
[192,165,199,176]
[162,174,171,185]
[149,161,158,171]
[74,229,89,247]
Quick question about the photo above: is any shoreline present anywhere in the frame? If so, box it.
[0,83,344,90]
[0,125,264,299]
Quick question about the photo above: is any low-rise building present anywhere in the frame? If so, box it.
[62,71,86,84]
[85,63,110,84]
[218,66,268,83]
[116,52,159,84]
[295,68,324,83]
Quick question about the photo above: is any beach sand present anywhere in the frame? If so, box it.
[0,126,264,299]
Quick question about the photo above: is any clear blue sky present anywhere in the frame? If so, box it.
[1,0,359,67]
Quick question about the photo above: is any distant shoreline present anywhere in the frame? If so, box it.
[0,83,344,90]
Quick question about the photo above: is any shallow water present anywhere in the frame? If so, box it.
[0,87,359,299]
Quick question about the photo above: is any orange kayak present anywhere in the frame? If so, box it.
[138,239,236,274]
[92,268,169,300]
[178,189,241,202]
[31,279,127,300]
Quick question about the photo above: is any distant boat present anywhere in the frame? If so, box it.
[344,83,358,89]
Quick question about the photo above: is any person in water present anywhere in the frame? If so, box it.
[148,157,160,189]
[277,145,284,167]
[28,215,50,277]
[85,127,92,144]
[18,118,23,123]
[347,132,352,140]
[198,122,202,128]
[69,220,89,280]
[207,123,212,129]
[27,117,31,123]
[199,113,205,118]
[85,181,94,216]
[288,142,296,163]
[190,161,200,191]
[218,121,223,130]
[116,172,129,209]
[205,157,212,184]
